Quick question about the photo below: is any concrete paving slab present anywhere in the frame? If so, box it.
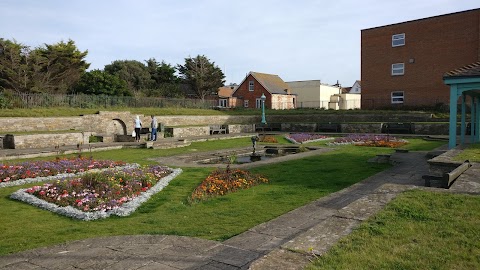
[223,231,285,253]
[336,193,397,221]
[249,249,312,270]
[282,216,360,256]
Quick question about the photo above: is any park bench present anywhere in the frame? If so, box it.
[381,122,415,134]
[422,160,471,188]
[255,123,282,132]
[316,123,341,133]
[209,125,228,135]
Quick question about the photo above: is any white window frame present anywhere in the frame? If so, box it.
[391,91,404,104]
[392,33,405,47]
[248,80,254,91]
[391,63,404,76]
[219,99,227,107]
[256,98,262,108]
[244,100,249,108]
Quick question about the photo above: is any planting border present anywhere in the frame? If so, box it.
[10,168,182,221]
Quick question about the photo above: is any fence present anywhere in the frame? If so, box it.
[0,93,217,109]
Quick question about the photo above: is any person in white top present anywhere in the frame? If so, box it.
[134,115,142,142]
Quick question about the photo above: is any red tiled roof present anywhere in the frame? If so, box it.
[444,62,480,78]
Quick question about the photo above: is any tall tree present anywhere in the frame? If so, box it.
[31,39,89,94]
[177,55,225,100]
[0,38,32,93]
[145,58,178,85]
[71,69,131,96]
[104,60,152,96]
[0,38,89,94]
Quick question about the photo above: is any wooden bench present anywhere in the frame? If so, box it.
[316,123,341,133]
[422,160,471,188]
[255,123,282,132]
[381,122,415,134]
[209,125,228,135]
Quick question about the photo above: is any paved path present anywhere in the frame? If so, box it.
[1,150,479,269]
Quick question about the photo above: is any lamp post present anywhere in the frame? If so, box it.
[260,93,267,125]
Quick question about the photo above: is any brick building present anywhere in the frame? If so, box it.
[361,8,480,109]
[232,72,296,110]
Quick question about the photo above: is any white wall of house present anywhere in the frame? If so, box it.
[329,93,361,110]
[349,81,361,94]
[287,80,341,109]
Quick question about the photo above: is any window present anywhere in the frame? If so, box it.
[391,91,404,104]
[392,33,405,47]
[219,99,227,107]
[391,63,404,76]
[244,100,249,108]
[256,98,262,108]
[249,80,254,91]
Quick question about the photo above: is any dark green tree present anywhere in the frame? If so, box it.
[177,55,225,100]
[0,38,89,94]
[104,60,152,96]
[31,39,89,94]
[0,38,33,93]
[71,69,131,96]
[145,58,178,85]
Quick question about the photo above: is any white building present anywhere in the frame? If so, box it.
[287,80,341,109]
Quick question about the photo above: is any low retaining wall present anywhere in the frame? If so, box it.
[6,132,94,149]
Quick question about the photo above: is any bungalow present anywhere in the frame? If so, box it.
[232,72,296,110]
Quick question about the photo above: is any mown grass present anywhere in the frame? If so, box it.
[454,143,480,162]
[0,139,393,255]
[307,190,480,270]
[0,137,449,257]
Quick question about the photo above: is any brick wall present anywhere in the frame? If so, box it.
[361,9,480,109]
[233,74,271,108]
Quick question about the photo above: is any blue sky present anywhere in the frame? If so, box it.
[1,0,478,86]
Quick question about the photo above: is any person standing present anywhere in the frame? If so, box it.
[134,115,142,142]
[150,115,158,141]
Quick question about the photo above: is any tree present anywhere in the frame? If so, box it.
[30,39,89,94]
[145,58,178,85]
[104,60,152,96]
[71,69,131,96]
[177,55,225,100]
[0,38,89,94]
[0,38,32,93]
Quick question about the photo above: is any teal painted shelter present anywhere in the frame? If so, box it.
[444,62,480,149]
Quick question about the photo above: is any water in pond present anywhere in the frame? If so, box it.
[198,153,277,164]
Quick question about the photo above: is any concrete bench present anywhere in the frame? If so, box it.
[255,123,282,132]
[316,123,341,133]
[209,125,228,135]
[381,122,415,134]
[422,160,471,188]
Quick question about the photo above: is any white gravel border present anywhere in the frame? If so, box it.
[0,164,140,188]
[284,135,334,144]
[10,168,182,221]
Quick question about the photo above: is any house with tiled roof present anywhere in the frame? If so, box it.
[232,72,296,110]
[349,80,361,94]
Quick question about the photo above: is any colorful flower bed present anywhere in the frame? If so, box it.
[285,133,332,144]
[328,134,408,148]
[190,168,268,203]
[259,135,278,143]
[0,157,126,184]
[11,165,182,220]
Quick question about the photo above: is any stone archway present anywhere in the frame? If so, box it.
[106,119,127,136]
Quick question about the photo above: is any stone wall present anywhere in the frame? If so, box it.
[10,132,93,149]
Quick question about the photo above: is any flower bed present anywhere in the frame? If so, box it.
[285,133,332,144]
[0,157,126,187]
[327,134,408,148]
[11,165,182,220]
[190,168,268,203]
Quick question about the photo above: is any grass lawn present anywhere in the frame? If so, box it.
[307,190,480,270]
[454,143,480,162]
[0,137,447,256]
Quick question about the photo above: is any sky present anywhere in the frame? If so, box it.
[0,1,478,87]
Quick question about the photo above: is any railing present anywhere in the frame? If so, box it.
[0,93,217,109]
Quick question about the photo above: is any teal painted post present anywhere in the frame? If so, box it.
[472,97,476,143]
[448,85,458,149]
[461,94,466,146]
[477,98,480,142]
